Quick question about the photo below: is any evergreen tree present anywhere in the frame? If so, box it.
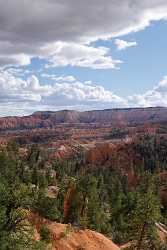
[127,174,161,250]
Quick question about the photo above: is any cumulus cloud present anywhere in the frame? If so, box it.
[1,0,167,115]
[115,39,137,50]
[0,70,51,104]
[42,81,127,107]
[1,0,167,43]
[0,1,167,68]
[42,42,121,69]
[1,69,167,116]
[0,70,127,115]
[129,76,167,107]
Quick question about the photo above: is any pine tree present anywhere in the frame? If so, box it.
[127,174,161,250]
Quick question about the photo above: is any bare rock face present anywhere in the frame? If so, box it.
[30,213,120,250]
[48,224,120,250]
[86,142,116,165]
[85,140,140,187]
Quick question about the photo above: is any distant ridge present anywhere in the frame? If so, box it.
[32,106,166,115]
[0,107,167,131]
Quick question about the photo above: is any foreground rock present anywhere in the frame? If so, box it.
[31,214,120,250]
[49,223,120,250]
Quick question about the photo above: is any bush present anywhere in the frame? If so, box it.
[35,193,61,221]
[40,225,51,243]
[60,225,72,238]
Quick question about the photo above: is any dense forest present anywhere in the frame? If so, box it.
[1,134,167,249]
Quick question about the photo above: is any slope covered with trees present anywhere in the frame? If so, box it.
[1,137,167,249]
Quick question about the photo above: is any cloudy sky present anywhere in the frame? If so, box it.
[1,0,167,116]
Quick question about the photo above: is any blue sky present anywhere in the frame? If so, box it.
[109,21,167,96]
[47,20,167,98]
[21,20,167,96]
[1,1,167,116]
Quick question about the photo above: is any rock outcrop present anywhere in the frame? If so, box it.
[30,214,120,250]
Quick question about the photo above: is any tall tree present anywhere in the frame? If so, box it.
[127,174,161,250]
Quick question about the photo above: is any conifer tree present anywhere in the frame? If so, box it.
[127,174,161,250]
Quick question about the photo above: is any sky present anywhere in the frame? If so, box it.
[1,0,167,116]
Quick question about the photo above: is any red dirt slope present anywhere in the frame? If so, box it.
[31,214,120,250]
[49,223,120,250]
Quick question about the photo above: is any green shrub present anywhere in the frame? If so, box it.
[40,225,51,243]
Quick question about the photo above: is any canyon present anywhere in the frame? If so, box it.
[1,107,167,249]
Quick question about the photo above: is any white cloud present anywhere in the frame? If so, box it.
[42,81,127,107]
[129,76,167,107]
[0,69,127,115]
[1,1,167,115]
[0,54,31,67]
[0,70,52,104]
[115,39,137,50]
[2,69,167,116]
[43,42,121,69]
[41,74,76,82]
[0,1,166,67]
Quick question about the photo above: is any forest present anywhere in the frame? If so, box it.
[1,134,167,249]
